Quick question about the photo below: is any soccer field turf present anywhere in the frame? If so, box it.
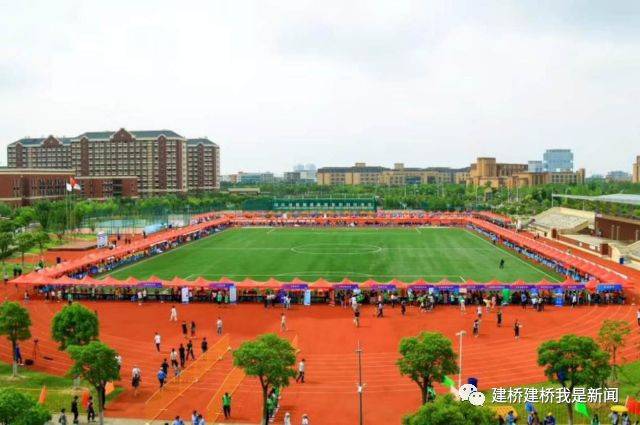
[107,227,563,282]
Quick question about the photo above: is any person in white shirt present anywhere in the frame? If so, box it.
[301,414,310,425]
[115,354,122,368]
[459,296,466,313]
[131,366,141,396]
[295,359,305,383]
[154,332,161,352]
[283,412,291,425]
[637,308,640,326]
[170,305,178,322]
[216,318,223,335]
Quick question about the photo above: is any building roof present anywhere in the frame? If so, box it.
[10,137,72,147]
[74,129,185,140]
[553,193,640,206]
[187,138,218,147]
[318,166,389,173]
[318,166,470,173]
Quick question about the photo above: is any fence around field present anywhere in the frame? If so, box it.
[144,335,231,423]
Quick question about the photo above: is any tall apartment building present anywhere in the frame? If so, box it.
[186,138,221,191]
[7,128,220,196]
[317,162,470,186]
[633,156,640,183]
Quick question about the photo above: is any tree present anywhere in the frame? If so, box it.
[0,302,31,376]
[403,394,496,425]
[0,232,14,268]
[537,335,611,425]
[0,387,51,425]
[397,332,459,404]
[14,232,34,268]
[67,341,120,425]
[233,334,297,425]
[31,231,50,262]
[51,303,99,350]
[598,320,631,379]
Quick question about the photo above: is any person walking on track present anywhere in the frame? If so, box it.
[281,313,287,332]
[217,317,223,335]
[296,358,306,383]
[154,332,161,352]
[222,392,232,419]
[170,305,178,322]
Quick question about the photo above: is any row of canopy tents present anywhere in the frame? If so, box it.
[467,218,629,285]
[10,212,632,292]
[12,273,620,292]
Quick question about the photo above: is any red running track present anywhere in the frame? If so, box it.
[1,287,639,424]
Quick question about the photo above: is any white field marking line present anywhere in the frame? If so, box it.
[459,275,465,282]
[464,229,561,282]
[185,272,464,279]
[103,230,229,277]
[415,227,421,234]
[267,227,276,234]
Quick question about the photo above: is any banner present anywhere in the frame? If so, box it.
[229,286,237,303]
[97,232,108,248]
[554,288,564,306]
[181,287,190,304]
[303,289,311,306]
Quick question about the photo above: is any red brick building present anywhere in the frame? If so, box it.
[7,128,220,196]
[0,168,75,206]
[0,169,139,206]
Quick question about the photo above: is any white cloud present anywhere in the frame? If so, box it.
[0,0,639,174]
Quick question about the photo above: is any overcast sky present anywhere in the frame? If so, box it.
[1,1,639,175]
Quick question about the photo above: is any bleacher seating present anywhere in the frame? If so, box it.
[531,208,593,233]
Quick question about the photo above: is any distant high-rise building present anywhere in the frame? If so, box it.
[543,149,573,172]
[606,171,632,182]
[528,161,544,173]
[633,155,640,183]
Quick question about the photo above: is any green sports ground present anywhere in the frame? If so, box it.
[108,227,562,282]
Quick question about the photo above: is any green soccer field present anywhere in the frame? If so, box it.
[107,227,563,282]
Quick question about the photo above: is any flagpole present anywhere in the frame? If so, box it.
[455,330,466,389]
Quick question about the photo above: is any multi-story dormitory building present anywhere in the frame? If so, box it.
[7,128,220,198]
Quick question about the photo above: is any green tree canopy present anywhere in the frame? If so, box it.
[31,231,50,259]
[51,303,99,350]
[67,341,120,425]
[15,232,34,267]
[0,301,31,376]
[233,333,297,425]
[397,332,459,404]
[597,319,631,378]
[0,387,51,425]
[537,334,611,425]
[403,394,497,425]
[0,233,14,265]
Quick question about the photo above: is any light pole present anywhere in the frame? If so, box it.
[455,331,466,389]
[356,341,364,425]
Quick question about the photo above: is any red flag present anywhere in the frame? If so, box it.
[81,389,90,408]
[38,385,47,404]
[626,396,640,415]
[105,382,115,396]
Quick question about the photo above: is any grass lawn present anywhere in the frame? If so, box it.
[108,227,562,282]
[483,361,640,424]
[0,362,122,415]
